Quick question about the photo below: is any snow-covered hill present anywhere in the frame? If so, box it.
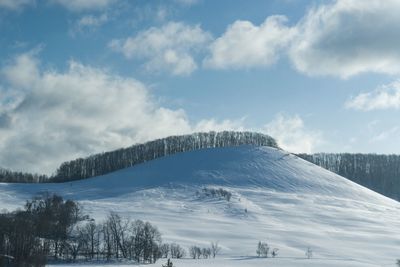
[1,145,400,267]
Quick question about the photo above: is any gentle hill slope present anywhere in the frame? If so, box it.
[1,146,399,267]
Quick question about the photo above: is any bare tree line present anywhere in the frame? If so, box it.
[298,153,400,200]
[65,213,163,263]
[0,193,223,266]
[0,167,48,183]
[0,131,277,184]
[0,194,165,265]
[189,242,220,259]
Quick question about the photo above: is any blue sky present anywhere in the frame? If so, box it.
[1,0,400,174]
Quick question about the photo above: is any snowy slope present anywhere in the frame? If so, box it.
[1,146,400,267]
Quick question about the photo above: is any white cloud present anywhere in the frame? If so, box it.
[346,81,400,111]
[105,0,400,78]
[204,15,293,69]
[50,0,114,12]
[77,13,108,27]
[370,127,400,143]
[289,0,400,78]
[193,118,244,133]
[70,13,109,35]
[0,0,34,11]
[201,0,400,77]
[0,53,239,174]
[109,22,212,76]
[1,53,322,172]
[263,114,321,153]
[174,0,199,6]
[0,53,323,172]
[2,51,40,89]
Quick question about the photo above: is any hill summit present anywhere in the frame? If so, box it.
[52,131,277,182]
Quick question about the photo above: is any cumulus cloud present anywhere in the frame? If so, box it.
[346,81,400,110]
[0,54,322,172]
[289,0,400,78]
[263,114,321,153]
[0,53,240,174]
[0,53,319,173]
[0,0,34,11]
[50,0,115,12]
[106,0,400,77]
[109,22,212,76]
[204,15,294,69]
[199,0,400,77]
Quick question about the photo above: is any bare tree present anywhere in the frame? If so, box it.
[211,241,221,258]
[189,246,203,259]
[63,229,83,262]
[189,246,197,259]
[160,244,170,258]
[107,213,130,258]
[85,221,99,260]
[256,241,262,257]
[202,247,211,258]
[170,243,185,259]
[76,221,99,260]
[102,221,113,261]
[305,247,313,259]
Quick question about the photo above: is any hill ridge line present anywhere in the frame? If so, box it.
[1,131,277,183]
[51,131,277,182]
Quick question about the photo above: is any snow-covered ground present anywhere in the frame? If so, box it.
[1,146,400,266]
[46,257,387,267]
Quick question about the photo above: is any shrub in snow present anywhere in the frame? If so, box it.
[201,187,232,201]
[162,258,173,267]
[272,248,279,258]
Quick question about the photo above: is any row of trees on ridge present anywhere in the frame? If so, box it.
[0,131,277,183]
